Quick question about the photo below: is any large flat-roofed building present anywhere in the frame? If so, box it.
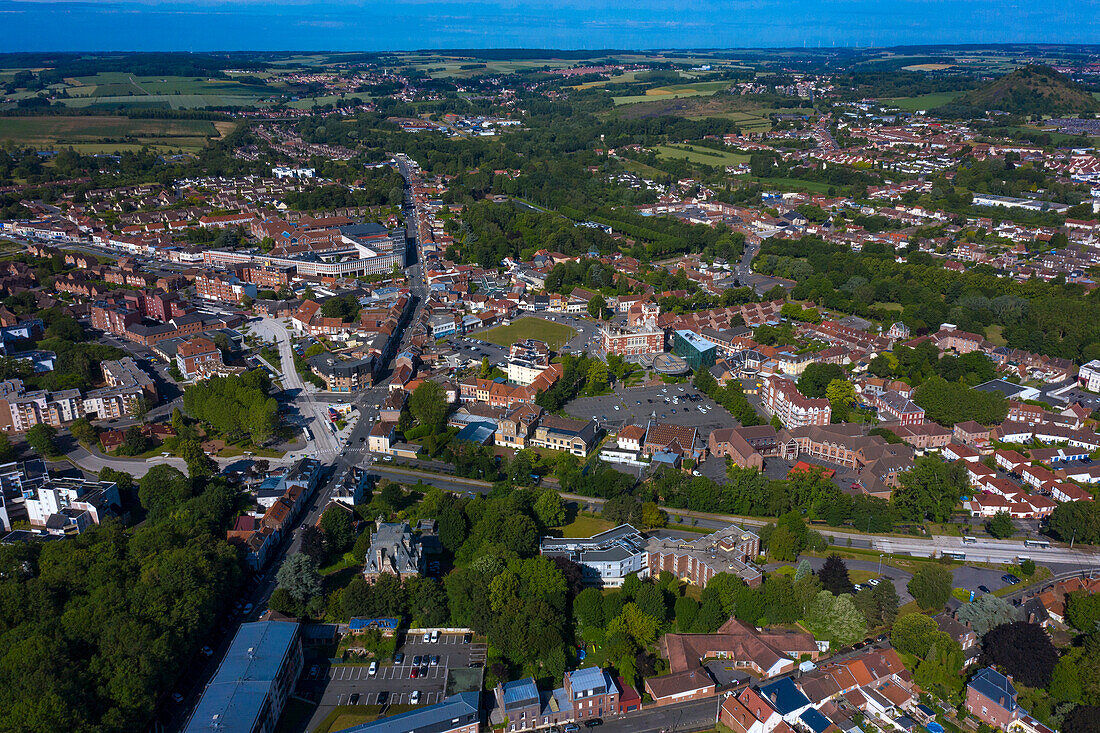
[341,692,480,733]
[540,524,649,587]
[647,523,762,587]
[184,621,302,733]
[672,329,718,371]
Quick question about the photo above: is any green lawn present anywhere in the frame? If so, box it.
[477,317,577,351]
[554,513,615,538]
[655,144,750,167]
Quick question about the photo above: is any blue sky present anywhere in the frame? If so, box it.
[0,0,1094,51]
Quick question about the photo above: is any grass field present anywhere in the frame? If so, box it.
[882,91,963,111]
[656,144,750,167]
[478,317,577,351]
[738,175,834,194]
[613,81,732,106]
[986,324,1007,347]
[555,513,615,538]
[0,116,220,150]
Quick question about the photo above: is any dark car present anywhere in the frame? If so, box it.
[585,719,603,728]
[377,691,389,705]
[349,693,361,705]
[394,652,404,664]
[1002,573,1021,584]
[463,633,472,644]
[412,655,422,666]
[978,585,991,594]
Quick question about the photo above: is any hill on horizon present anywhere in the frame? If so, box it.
[961,64,1099,116]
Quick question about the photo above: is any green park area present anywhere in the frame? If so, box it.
[477,317,577,352]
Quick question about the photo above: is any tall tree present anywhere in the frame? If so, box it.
[25,423,59,457]
[818,554,854,595]
[981,622,1058,688]
[908,564,953,610]
[409,380,448,432]
[276,553,324,605]
[319,505,355,557]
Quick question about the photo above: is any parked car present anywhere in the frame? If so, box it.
[1002,573,1021,584]
[430,655,440,666]
[422,633,431,643]
[308,665,320,679]
[377,691,389,704]
[201,646,213,656]
[410,690,421,704]
[978,585,991,594]
[585,719,603,728]
[463,633,472,644]
[412,655,422,666]
[349,693,361,704]
[172,693,184,703]
[394,652,404,664]
[368,661,378,676]
[411,668,420,679]
[564,725,580,733]
[431,630,440,643]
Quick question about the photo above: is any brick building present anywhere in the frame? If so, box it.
[761,375,831,428]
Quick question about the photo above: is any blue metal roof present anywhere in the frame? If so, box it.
[184,621,300,733]
[348,617,399,631]
[455,422,495,445]
[800,707,833,733]
[342,692,480,733]
[758,678,811,715]
[568,667,610,697]
[501,678,540,708]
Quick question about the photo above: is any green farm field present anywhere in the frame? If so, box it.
[0,116,223,150]
[477,317,577,351]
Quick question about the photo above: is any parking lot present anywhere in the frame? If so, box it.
[565,383,740,433]
[304,631,486,710]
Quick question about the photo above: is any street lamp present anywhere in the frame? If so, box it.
[877,553,884,576]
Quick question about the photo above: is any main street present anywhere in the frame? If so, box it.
[163,158,427,732]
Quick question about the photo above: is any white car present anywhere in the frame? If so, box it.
[410,690,421,704]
